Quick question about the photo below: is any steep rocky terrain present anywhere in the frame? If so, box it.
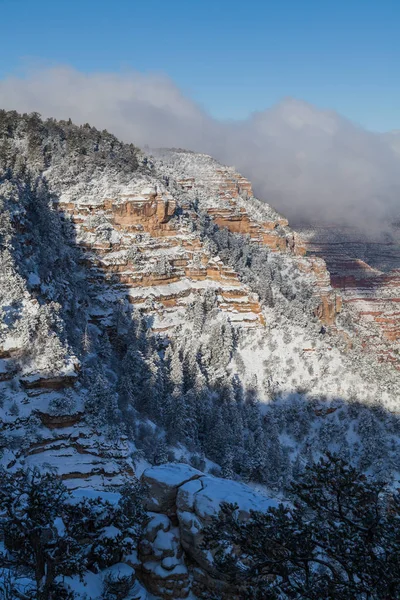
[1,110,399,483]
[1,110,400,598]
[137,463,278,600]
[56,173,264,333]
[298,225,400,370]
[153,149,342,327]
[57,146,341,334]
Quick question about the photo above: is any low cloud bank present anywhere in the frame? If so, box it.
[1,66,399,233]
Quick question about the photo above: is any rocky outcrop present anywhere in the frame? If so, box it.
[56,184,266,332]
[20,371,79,390]
[299,225,400,368]
[138,512,190,598]
[159,151,341,327]
[143,464,203,515]
[139,463,277,599]
[297,255,343,325]
[1,374,134,489]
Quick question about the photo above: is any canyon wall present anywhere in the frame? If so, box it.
[299,226,400,369]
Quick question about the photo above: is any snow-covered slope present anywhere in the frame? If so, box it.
[0,110,399,499]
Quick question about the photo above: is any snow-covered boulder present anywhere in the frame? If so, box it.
[138,511,190,598]
[177,474,278,576]
[141,463,202,514]
[140,464,278,597]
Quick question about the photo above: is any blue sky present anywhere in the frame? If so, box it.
[1,0,399,131]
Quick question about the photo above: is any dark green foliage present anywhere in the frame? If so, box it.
[203,454,400,599]
[0,109,141,177]
[0,469,83,599]
[0,468,147,600]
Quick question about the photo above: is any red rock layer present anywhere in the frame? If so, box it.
[56,187,265,331]
[174,167,341,327]
[301,229,400,369]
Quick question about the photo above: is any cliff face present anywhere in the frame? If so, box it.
[1,112,399,502]
[155,150,341,327]
[53,152,343,335]
[56,187,265,332]
[299,226,400,369]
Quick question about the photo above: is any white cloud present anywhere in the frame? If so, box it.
[1,66,399,231]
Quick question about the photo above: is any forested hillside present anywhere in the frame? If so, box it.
[0,110,400,598]
[1,109,399,486]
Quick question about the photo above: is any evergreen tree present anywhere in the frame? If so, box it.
[81,324,92,355]
[263,414,288,490]
[192,295,205,334]
[204,407,228,464]
[85,369,120,434]
[0,468,147,600]
[221,450,235,479]
[204,455,400,600]
[152,437,169,465]
[0,469,84,600]
[119,344,149,413]
[98,330,113,362]
[220,318,234,369]
[166,387,189,445]
[146,350,167,421]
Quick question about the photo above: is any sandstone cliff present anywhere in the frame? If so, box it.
[1,111,399,520]
[299,225,400,370]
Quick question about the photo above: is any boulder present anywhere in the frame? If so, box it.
[141,463,202,514]
[177,474,278,576]
[140,464,278,598]
[138,511,189,598]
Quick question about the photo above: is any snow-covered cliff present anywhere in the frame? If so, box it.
[1,110,399,494]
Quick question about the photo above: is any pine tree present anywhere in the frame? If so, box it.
[153,437,169,465]
[169,346,184,394]
[221,450,235,479]
[119,343,149,413]
[82,324,92,355]
[0,468,84,600]
[204,407,228,464]
[146,350,167,421]
[166,388,189,445]
[243,426,268,483]
[203,455,400,599]
[263,414,288,490]
[220,318,234,368]
[85,369,120,434]
[98,330,113,362]
[192,295,205,334]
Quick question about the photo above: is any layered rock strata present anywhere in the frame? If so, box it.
[138,463,277,599]
[156,150,342,326]
[299,226,400,368]
[55,184,265,332]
